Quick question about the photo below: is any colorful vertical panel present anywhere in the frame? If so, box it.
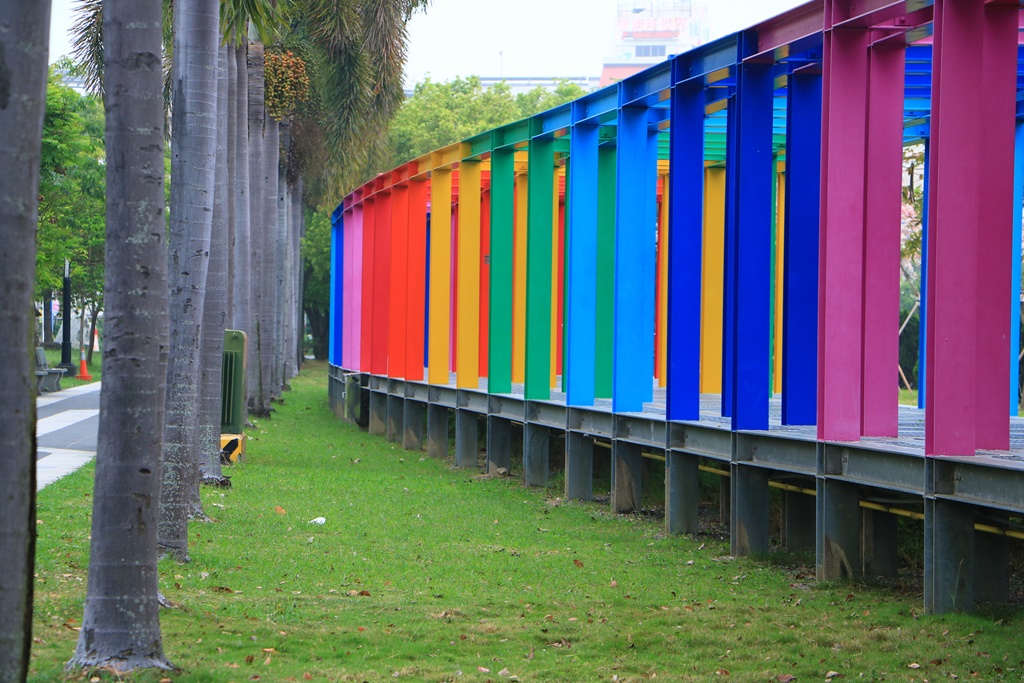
[428,169,453,385]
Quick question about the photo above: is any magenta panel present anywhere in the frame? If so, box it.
[817,26,869,442]
[860,44,905,438]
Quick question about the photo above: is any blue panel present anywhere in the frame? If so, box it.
[918,140,929,410]
[781,71,822,426]
[1011,121,1024,415]
[666,83,705,421]
[730,61,774,432]
[613,104,656,413]
[642,124,659,403]
[722,102,738,418]
[329,211,343,367]
[566,122,600,406]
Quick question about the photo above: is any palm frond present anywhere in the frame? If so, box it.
[70,0,104,94]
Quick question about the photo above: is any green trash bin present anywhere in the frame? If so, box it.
[221,329,248,439]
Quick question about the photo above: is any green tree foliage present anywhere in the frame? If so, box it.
[388,76,587,166]
[37,66,106,309]
[301,209,331,360]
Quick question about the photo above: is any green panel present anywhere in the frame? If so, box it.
[488,149,515,393]
[525,138,555,400]
[595,145,616,398]
[221,329,248,434]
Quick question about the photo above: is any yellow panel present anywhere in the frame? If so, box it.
[657,173,670,388]
[700,167,726,393]
[428,169,453,384]
[773,163,786,395]
[456,161,482,388]
[512,172,529,384]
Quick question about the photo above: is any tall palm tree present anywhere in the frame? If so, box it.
[232,40,251,363]
[0,3,51,679]
[158,0,221,562]
[69,0,173,671]
[198,43,232,484]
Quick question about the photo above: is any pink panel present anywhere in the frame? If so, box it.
[860,44,905,438]
[817,24,869,442]
[974,4,1017,450]
[925,0,984,455]
[342,209,355,369]
[349,204,364,371]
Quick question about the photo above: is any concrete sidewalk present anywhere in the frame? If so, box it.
[37,382,101,490]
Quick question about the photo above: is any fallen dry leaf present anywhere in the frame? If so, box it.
[610,580,618,588]
[359,590,371,596]
[908,663,920,669]
[478,666,491,673]
[715,669,729,676]
[574,559,584,568]
[275,506,286,515]
[499,668,510,677]
[303,673,313,681]
[775,674,796,682]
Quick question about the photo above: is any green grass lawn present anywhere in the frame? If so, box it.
[29,363,1024,681]
[42,347,101,388]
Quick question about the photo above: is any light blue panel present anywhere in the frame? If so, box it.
[613,105,656,413]
[642,124,659,403]
[566,122,600,406]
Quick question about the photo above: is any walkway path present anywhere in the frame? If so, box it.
[37,382,100,490]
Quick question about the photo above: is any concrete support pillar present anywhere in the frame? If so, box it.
[402,400,425,451]
[386,395,403,443]
[486,416,513,473]
[817,478,861,580]
[523,423,550,487]
[861,508,899,578]
[665,451,699,535]
[455,410,479,468]
[612,441,642,513]
[975,531,1009,605]
[731,464,769,556]
[782,489,816,553]
[427,404,449,459]
[925,497,975,614]
[565,432,594,501]
[368,391,386,436]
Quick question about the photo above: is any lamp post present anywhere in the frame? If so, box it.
[58,258,77,377]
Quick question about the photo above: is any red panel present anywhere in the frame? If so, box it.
[370,193,392,376]
[389,185,410,378]
[405,180,429,381]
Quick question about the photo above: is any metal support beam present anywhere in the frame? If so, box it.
[862,508,899,578]
[386,395,403,443]
[565,432,594,501]
[486,415,513,473]
[666,451,699,535]
[817,478,861,580]
[368,391,387,436]
[524,423,550,487]
[925,497,975,613]
[427,404,449,459]
[783,490,816,552]
[403,400,425,451]
[612,441,643,513]
[455,409,479,468]
[731,464,769,555]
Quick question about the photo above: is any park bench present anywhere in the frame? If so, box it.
[35,347,66,394]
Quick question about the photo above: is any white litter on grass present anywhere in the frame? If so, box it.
[308,517,326,525]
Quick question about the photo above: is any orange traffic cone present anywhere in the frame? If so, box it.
[78,357,93,381]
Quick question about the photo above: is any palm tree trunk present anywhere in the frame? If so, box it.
[226,41,237,317]
[159,0,220,562]
[69,0,172,671]
[0,2,50,679]
[263,113,280,401]
[199,43,231,483]
[232,42,251,399]
[247,38,268,415]
[293,180,305,373]
[275,121,289,389]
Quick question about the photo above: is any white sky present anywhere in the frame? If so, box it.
[48,0,809,84]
